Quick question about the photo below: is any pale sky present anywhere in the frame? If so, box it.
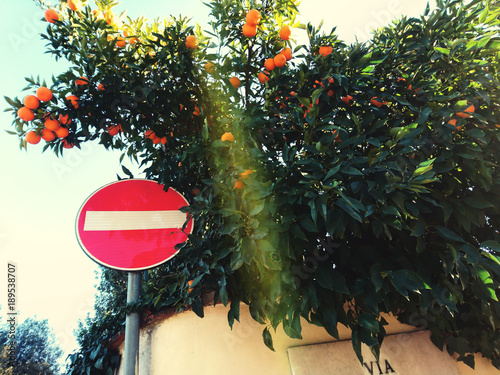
[0,0,435,366]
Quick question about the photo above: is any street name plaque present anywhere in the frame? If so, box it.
[288,331,459,375]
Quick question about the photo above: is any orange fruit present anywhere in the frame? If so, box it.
[242,23,257,37]
[23,95,39,110]
[264,58,275,71]
[75,77,88,86]
[36,87,53,102]
[41,128,56,141]
[67,0,81,11]
[258,71,269,84]
[279,25,291,40]
[145,130,156,139]
[234,179,243,189]
[448,118,462,131]
[59,114,71,125]
[45,118,60,131]
[62,139,74,149]
[55,127,69,138]
[18,107,35,122]
[185,35,198,50]
[319,46,333,57]
[280,48,292,61]
[129,37,139,45]
[332,129,342,142]
[230,76,241,89]
[160,136,167,145]
[205,62,215,74]
[107,124,121,136]
[152,136,161,144]
[25,130,41,144]
[221,132,235,142]
[66,95,79,108]
[116,36,126,48]
[44,9,59,23]
[274,54,286,68]
[239,169,253,178]
[370,97,387,108]
[246,9,261,26]
[97,83,105,91]
[341,95,353,104]
[457,104,475,118]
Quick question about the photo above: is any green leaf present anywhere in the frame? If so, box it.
[437,226,464,242]
[434,47,450,55]
[263,327,275,351]
[358,313,379,333]
[464,196,492,209]
[412,158,435,177]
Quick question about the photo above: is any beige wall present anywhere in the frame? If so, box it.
[116,303,499,375]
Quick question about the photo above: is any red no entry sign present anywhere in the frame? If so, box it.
[76,179,193,271]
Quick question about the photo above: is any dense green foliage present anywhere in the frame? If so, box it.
[5,0,500,373]
[0,316,63,374]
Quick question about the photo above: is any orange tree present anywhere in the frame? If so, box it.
[5,0,500,373]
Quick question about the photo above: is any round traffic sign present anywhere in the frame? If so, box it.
[76,179,193,271]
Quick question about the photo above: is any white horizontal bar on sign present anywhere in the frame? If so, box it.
[83,210,187,231]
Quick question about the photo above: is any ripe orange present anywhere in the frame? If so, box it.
[129,37,139,45]
[230,76,241,89]
[75,77,88,86]
[59,114,72,125]
[221,132,235,142]
[107,124,121,136]
[55,127,69,138]
[234,179,243,189]
[66,95,79,108]
[370,97,387,108]
[145,130,156,139]
[152,136,161,144]
[44,9,59,23]
[341,95,353,104]
[41,128,56,141]
[239,169,253,178]
[457,103,475,118]
[97,83,105,91]
[160,136,167,145]
[319,46,333,57]
[332,129,342,142]
[67,0,81,11]
[45,118,60,131]
[185,35,198,50]
[264,58,275,71]
[242,23,257,37]
[116,36,126,48]
[187,280,194,293]
[205,62,215,74]
[36,87,53,102]
[274,54,286,68]
[25,130,41,144]
[18,107,35,122]
[23,95,39,110]
[280,48,292,61]
[279,25,291,40]
[246,9,261,26]
[448,118,462,131]
[258,71,269,84]
[62,139,74,149]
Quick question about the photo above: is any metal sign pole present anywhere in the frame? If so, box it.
[123,271,141,375]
